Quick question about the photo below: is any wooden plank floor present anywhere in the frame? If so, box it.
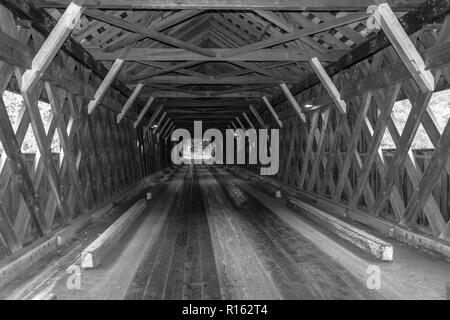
[3,165,450,299]
[125,166,381,300]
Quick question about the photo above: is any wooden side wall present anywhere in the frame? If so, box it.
[0,5,164,259]
[257,16,450,242]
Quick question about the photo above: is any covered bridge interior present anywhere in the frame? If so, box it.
[0,0,450,300]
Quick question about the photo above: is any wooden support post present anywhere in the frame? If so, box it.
[279,82,306,123]
[21,2,85,93]
[242,112,255,130]
[134,96,154,128]
[369,1,434,92]
[262,96,282,128]
[309,57,346,114]
[235,116,246,131]
[249,104,266,128]
[143,105,163,132]
[87,52,127,114]
[117,83,144,123]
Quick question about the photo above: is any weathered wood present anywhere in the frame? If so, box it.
[143,105,163,133]
[262,96,282,128]
[35,0,423,10]
[287,197,394,261]
[309,57,347,114]
[272,0,450,106]
[249,105,266,129]
[87,55,126,114]
[279,82,306,123]
[117,83,144,123]
[0,97,49,236]
[90,48,347,62]
[0,28,32,68]
[81,199,147,268]
[134,96,154,128]
[369,2,435,92]
[85,9,216,58]
[0,0,146,110]
[242,112,255,130]
[21,2,85,92]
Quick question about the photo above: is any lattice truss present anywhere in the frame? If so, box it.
[1,0,450,255]
[274,16,450,241]
[0,4,163,256]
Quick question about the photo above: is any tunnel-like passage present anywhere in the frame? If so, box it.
[0,0,449,301]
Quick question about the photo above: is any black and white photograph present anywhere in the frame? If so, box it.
[0,0,449,311]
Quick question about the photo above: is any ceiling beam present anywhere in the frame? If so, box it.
[35,0,423,11]
[132,76,294,84]
[220,12,369,58]
[270,0,450,108]
[143,91,267,98]
[88,48,347,62]
[85,9,216,57]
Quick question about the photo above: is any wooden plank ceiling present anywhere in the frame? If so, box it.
[36,0,422,128]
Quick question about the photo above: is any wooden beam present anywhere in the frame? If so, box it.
[117,83,144,123]
[81,199,146,268]
[272,0,450,108]
[143,105,163,132]
[231,121,238,130]
[235,116,246,131]
[21,2,84,92]
[127,61,204,82]
[142,91,265,99]
[87,54,126,114]
[249,104,266,128]
[88,48,346,62]
[162,122,174,139]
[134,96,153,128]
[242,112,255,130]
[369,1,435,92]
[279,82,306,123]
[152,111,167,134]
[131,76,291,85]
[401,118,450,236]
[157,118,171,140]
[104,10,203,52]
[309,57,347,114]
[262,96,282,128]
[0,0,146,111]
[35,0,423,10]
[85,9,216,58]
[221,12,369,59]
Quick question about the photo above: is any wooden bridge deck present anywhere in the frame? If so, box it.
[2,166,449,300]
